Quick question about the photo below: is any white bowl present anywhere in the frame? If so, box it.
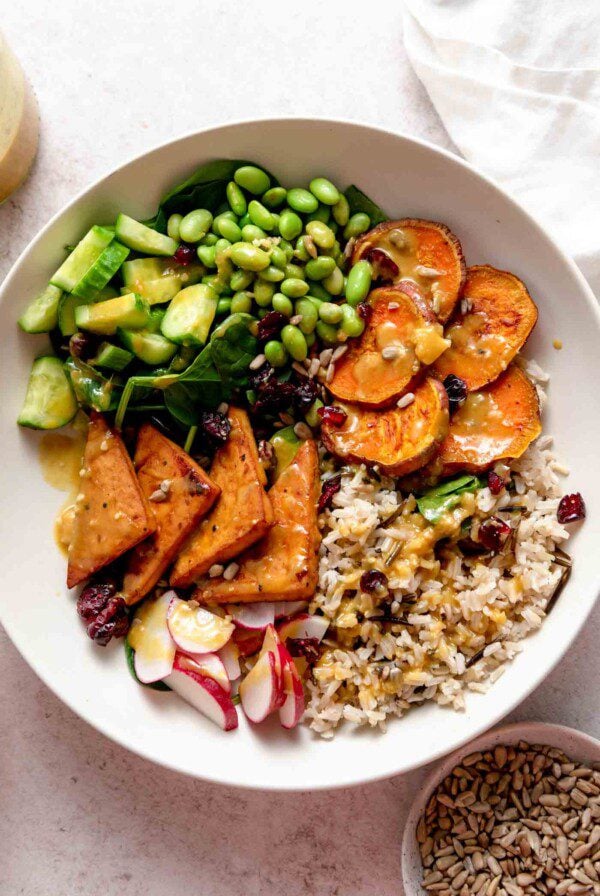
[1,118,598,790]
[401,721,600,895]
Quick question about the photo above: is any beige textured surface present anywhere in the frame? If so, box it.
[1,2,598,894]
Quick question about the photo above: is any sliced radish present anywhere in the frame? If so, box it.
[261,625,285,708]
[167,596,234,654]
[218,641,241,681]
[239,650,281,723]
[278,645,305,729]
[225,602,275,630]
[277,613,330,643]
[272,601,308,620]
[232,627,264,657]
[164,655,238,731]
[128,591,176,684]
[177,651,230,694]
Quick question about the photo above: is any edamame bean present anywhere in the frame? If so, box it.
[179,208,213,243]
[214,238,232,255]
[305,256,336,280]
[306,204,330,224]
[272,293,294,316]
[294,299,319,334]
[280,277,309,298]
[234,165,270,195]
[278,209,303,241]
[264,340,288,368]
[305,331,316,348]
[343,212,371,240]
[258,308,271,319]
[315,320,339,345]
[217,217,242,243]
[286,188,319,214]
[284,263,305,280]
[226,181,247,217]
[231,291,253,314]
[230,242,270,271]
[294,236,311,262]
[329,220,339,235]
[254,279,276,306]
[345,259,373,306]
[340,303,366,337]
[212,211,236,236]
[262,186,287,209]
[270,246,287,270]
[281,324,308,361]
[323,265,344,296]
[279,239,294,261]
[309,177,340,206]
[258,264,285,283]
[248,200,275,232]
[305,398,324,427]
[239,213,251,228]
[306,280,331,301]
[332,194,350,226]
[203,274,230,296]
[200,232,219,247]
[216,298,232,315]
[197,245,217,268]
[319,302,343,325]
[306,220,335,250]
[230,269,254,291]
[167,213,183,241]
[241,224,266,243]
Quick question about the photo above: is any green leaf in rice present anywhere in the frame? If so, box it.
[416,474,482,524]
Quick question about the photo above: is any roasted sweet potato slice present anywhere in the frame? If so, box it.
[121,424,220,604]
[437,364,541,475]
[321,377,449,477]
[67,413,156,588]
[353,218,466,323]
[194,440,320,604]
[433,265,538,391]
[328,284,449,408]
[170,407,273,587]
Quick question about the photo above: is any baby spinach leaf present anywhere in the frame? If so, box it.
[64,357,119,413]
[124,640,171,691]
[163,344,228,426]
[344,184,388,226]
[417,474,482,524]
[209,314,258,390]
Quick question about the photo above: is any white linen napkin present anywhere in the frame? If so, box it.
[402,0,600,295]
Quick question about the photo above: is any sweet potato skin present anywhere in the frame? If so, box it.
[353,218,466,323]
[437,364,541,475]
[121,424,220,604]
[433,265,538,391]
[328,284,444,408]
[67,413,156,588]
[194,440,320,604]
[170,407,273,587]
[322,377,449,477]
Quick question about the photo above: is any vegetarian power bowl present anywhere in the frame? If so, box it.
[2,122,597,788]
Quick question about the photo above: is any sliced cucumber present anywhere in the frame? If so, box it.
[160,284,218,346]
[115,214,178,257]
[118,328,177,366]
[91,342,134,371]
[75,293,150,335]
[17,356,78,429]
[71,240,130,299]
[134,275,183,305]
[65,357,114,412]
[57,286,119,337]
[50,226,114,292]
[18,284,63,333]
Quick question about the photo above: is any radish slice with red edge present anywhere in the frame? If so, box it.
[239,650,282,723]
[218,641,241,681]
[278,644,305,729]
[167,596,234,654]
[176,651,230,693]
[164,654,238,731]
[272,601,308,620]
[225,602,276,630]
[277,613,329,643]
[128,591,176,684]
[261,625,285,707]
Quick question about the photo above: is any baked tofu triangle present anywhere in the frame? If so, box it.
[121,423,220,605]
[194,439,321,604]
[67,413,156,588]
[170,407,273,587]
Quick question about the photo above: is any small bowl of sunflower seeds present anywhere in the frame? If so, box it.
[401,721,600,896]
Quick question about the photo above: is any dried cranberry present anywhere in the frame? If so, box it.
[318,474,342,513]
[367,248,399,281]
[443,374,468,415]
[69,331,99,360]
[287,638,321,665]
[356,301,372,323]
[557,492,586,524]
[256,311,288,344]
[87,596,130,646]
[252,379,297,416]
[360,570,388,593]
[199,410,231,447]
[487,470,505,495]
[77,582,116,621]
[248,362,276,393]
[173,244,195,265]
[318,405,348,427]
[292,376,319,411]
[477,517,511,552]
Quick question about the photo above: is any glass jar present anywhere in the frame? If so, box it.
[0,33,39,203]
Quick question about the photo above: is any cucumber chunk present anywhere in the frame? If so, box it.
[17,356,78,429]
[118,329,177,366]
[50,226,114,292]
[71,240,130,299]
[91,342,134,371]
[57,286,119,337]
[64,357,114,412]
[131,275,183,305]
[115,214,178,257]
[18,284,63,333]
[123,257,204,286]
[75,293,150,335]
[160,284,218,346]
